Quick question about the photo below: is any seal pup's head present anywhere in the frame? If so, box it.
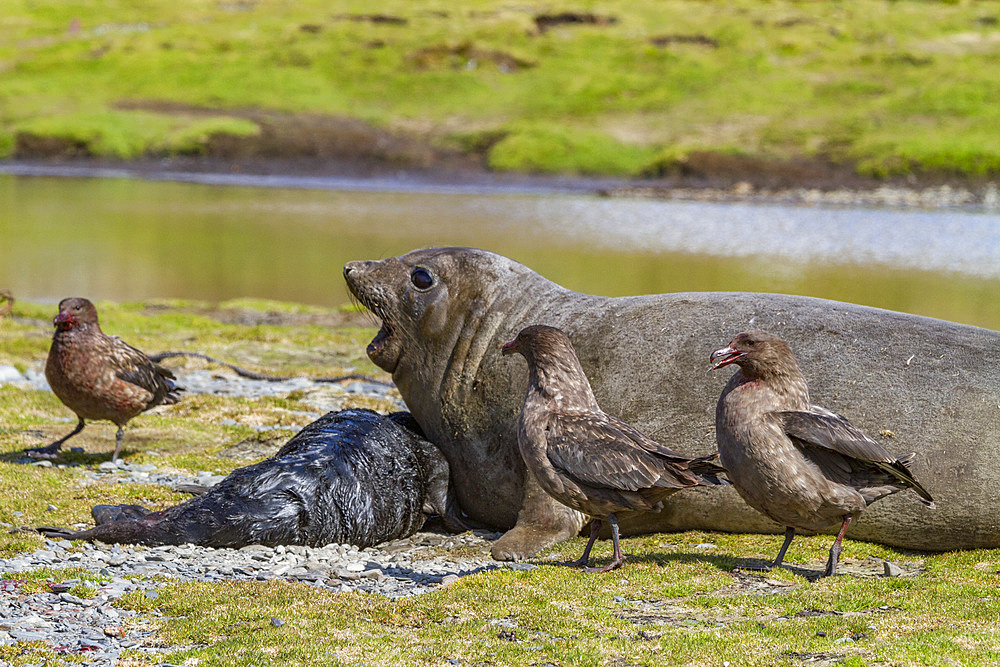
[343,247,542,375]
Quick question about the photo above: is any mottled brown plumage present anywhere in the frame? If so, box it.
[27,298,181,461]
[710,330,934,577]
[503,325,727,572]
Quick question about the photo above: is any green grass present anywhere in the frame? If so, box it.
[106,535,1000,666]
[2,299,999,664]
[13,110,258,159]
[1,1,999,177]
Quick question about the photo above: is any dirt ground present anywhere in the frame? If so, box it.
[12,102,996,197]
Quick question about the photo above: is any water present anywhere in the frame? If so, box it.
[2,171,998,329]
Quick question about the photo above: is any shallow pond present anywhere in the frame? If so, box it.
[1,170,998,330]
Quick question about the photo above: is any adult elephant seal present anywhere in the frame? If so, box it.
[344,247,1000,560]
[39,409,467,548]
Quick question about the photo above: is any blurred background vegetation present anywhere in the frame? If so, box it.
[2,0,999,180]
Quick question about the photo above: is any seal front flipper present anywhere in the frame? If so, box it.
[491,470,586,561]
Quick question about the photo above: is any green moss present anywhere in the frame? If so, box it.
[2,0,999,177]
[166,116,260,155]
[13,110,259,158]
[0,131,14,158]
[68,583,97,599]
[488,124,659,175]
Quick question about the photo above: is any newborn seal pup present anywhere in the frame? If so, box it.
[710,330,935,577]
[28,298,181,461]
[503,325,727,572]
[343,247,1000,560]
[39,409,467,548]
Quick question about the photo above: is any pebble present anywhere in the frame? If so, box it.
[883,560,904,577]
[170,370,403,410]
[0,528,505,660]
[607,183,1000,211]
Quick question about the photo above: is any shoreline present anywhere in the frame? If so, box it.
[3,157,999,212]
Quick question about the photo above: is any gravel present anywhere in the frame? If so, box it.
[0,365,513,664]
[606,182,1000,211]
[0,529,508,664]
[1,364,401,408]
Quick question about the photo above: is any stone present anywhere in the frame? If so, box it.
[0,365,23,382]
[883,560,904,577]
[59,593,87,605]
[506,563,538,572]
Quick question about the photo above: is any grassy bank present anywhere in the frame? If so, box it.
[1,1,999,182]
[1,300,999,665]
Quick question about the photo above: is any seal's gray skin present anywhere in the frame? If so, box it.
[39,410,467,549]
[344,247,1000,560]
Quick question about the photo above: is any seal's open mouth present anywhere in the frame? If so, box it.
[709,345,744,370]
[358,302,403,374]
[369,321,394,358]
[344,261,404,374]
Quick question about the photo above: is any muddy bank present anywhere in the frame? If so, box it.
[5,156,997,211]
[5,105,999,208]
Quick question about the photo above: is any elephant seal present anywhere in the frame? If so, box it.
[40,409,467,548]
[343,247,1000,559]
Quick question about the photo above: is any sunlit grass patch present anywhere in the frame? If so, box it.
[0,642,66,666]
[4,1,1000,178]
[14,110,259,159]
[101,540,1000,667]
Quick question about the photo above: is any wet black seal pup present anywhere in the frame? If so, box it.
[29,297,181,461]
[40,409,467,549]
[503,325,727,572]
[710,330,935,576]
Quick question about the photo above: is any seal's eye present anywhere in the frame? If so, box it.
[410,268,434,290]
